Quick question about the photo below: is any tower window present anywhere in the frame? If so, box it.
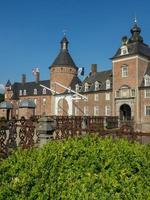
[121,65,128,77]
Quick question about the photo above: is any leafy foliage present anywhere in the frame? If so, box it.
[0,93,4,103]
[0,135,150,199]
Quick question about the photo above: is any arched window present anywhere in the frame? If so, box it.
[43,88,46,95]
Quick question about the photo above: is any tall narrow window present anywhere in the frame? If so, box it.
[94,106,99,116]
[105,105,111,116]
[144,76,150,86]
[121,65,128,77]
[94,94,99,101]
[105,93,110,100]
[106,79,110,89]
[95,81,100,91]
[145,105,150,116]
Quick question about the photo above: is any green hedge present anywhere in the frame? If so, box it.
[0,135,150,200]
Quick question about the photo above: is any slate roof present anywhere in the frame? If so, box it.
[50,36,78,69]
[112,42,150,59]
[112,23,150,60]
[11,80,51,100]
[80,70,112,93]
[5,80,11,87]
[51,50,77,68]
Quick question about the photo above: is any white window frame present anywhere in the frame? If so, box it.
[43,88,46,95]
[105,105,111,116]
[94,106,99,116]
[121,65,128,78]
[75,84,80,92]
[145,105,150,116]
[19,90,22,96]
[34,88,37,95]
[144,75,150,86]
[145,89,150,98]
[95,81,100,91]
[23,89,26,95]
[84,83,89,92]
[94,94,99,101]
[131,89,136,97]
[105,93,110,100]
[106,79,110,90]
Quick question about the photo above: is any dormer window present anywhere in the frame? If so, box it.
[43,88,46,95]
[23,90,26,95]
[106,79,110,90]
[85,83,90,92]
[34,88,37,95]
[19,90,22,96]
[120,45,128,55]
[75,84,80,92]
[144,75,150,86]
[95,81,100,91]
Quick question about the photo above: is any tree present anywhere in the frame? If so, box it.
[0,93,4,103]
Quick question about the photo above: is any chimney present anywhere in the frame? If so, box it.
[22,74,26,84]
[35,71,40,82]
[91,64,97,75]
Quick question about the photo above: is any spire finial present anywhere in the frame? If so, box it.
[134,14,137,24]
[62,29,67,36]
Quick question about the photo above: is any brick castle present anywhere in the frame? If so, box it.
[0,21,150,132]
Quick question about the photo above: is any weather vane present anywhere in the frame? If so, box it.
[62,29,67,36]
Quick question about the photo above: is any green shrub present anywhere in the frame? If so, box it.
[0,135,150,200]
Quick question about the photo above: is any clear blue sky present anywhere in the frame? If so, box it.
[0,0,150,86]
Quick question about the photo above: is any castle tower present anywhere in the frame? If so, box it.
[49,36,78,93]
[112,20,150,129]
[5,80,13,100]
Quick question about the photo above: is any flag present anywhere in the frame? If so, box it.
[78,67,84,76]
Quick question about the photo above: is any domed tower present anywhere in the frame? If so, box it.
[49,36,78,93]
[111,19,150,130]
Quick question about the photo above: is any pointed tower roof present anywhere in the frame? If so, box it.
[50,36,77,69]
[5,80,11,87]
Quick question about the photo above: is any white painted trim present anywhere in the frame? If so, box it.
[112,55,149,63]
